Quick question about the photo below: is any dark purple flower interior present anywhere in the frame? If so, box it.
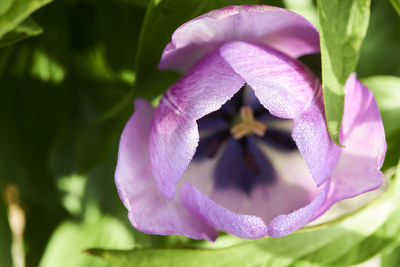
[194,85,297,195]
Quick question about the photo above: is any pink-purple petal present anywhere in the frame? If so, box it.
[160,5,319,73]
[115,99,218,240]
[180,183,268,239]
[318,75,386,212]
[220,41,319,119]
[150,50,245,198]
[292,91,341,186]
[268,184,330,237]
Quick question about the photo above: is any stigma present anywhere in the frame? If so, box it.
[230,106,267,139]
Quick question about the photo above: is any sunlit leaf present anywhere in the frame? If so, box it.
[0,0,14,16]
[317,0,371,145]
[0,0,51,39]
[381,244,400,267]
[30,47,66,84]
[283,0,317,26]
[39,206,135,267]
[390,0,400,15]
[0,17,43,49]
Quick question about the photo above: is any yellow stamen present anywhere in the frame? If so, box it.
[240,106,254,122]
[230,106,267,139]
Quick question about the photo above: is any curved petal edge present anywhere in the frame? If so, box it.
[180,183,269,239]
[115,99,218,240]
[320,74,387,212]
[150,50,245,198]
[160,5,320,73]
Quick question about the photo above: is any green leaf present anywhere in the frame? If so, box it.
[0,0,51,39]
[0,17,43,49]
[86,167,400,267]
[362,76,400,170]
[357,0,400,78]
[317,0,371,145]
[381,244,400,267]
[390,0,400,15]
[0,0,14,16]
[39,206,135,267]
[283,0,317,27]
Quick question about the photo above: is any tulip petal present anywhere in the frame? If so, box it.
[160,5,319,73]
[220,41,319,119]
[318,75,386,213]
[180,183,268,239]
[268,184,330,237]
[292,92,341,186]
[115,99,218,240]
[150,50,245,198]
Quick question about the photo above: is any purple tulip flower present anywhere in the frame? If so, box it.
[115,5,386,240]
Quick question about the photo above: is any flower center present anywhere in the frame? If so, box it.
[193,86,297,195]
[230,106,267,139]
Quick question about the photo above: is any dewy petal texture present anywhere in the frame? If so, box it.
[150,41,320,199]
[180,184,268,239]
[292,91,341,186]
[150,50,245,198]
[159,5,320,73]
[115,99,218,240]
[318,75,387,214]
[268,185,330,237]
[219,41,319,119]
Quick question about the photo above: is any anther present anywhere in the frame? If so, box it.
[230,106,267,139]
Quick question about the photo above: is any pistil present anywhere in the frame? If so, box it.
[230,106,267,139]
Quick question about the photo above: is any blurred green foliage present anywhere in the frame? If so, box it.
[0,0,50,39]
[357,0,400,78]
[382,244,400,267]
[0,191,12,267]
[0,18,43,49]
[0,0,399,266]
[0,0,144,265]
[390,0,400,15]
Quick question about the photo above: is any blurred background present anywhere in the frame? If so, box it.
[0,0,399,266]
